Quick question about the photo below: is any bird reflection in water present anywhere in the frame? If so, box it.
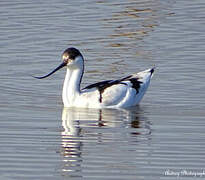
[60,107,151,177]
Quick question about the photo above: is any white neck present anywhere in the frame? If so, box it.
[62,67,83,107]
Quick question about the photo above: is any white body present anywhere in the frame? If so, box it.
[62,56,153,109]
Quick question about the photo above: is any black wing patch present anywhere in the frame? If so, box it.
[83,80,113,90]
[129,78,142,94]
[83,75,142,103]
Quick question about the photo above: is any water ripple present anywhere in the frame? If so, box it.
[1,0,205,179]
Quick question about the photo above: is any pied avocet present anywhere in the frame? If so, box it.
[34,47,154,108]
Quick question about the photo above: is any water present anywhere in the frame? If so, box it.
[0,0,205,179]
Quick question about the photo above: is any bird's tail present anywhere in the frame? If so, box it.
[150,66,155,78]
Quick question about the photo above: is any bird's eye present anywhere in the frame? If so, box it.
[63,54,69,60]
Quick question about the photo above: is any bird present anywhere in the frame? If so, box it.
[34,47,155,108]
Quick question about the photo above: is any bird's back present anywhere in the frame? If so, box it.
[81,68,154,108]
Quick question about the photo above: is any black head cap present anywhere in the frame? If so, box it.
[62,47,82,60]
